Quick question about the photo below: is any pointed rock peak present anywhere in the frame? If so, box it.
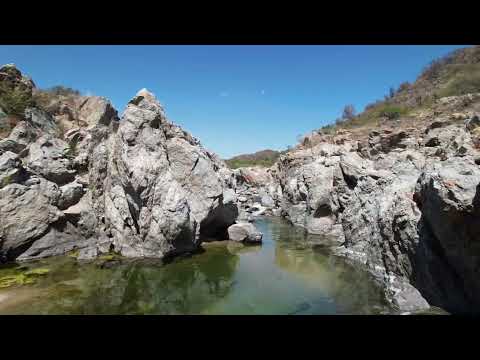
[136,88,155,99]
[127,88,166,117]
[0,63,19,71]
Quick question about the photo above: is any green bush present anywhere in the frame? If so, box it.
[32,86,81,113]
[380,105,408,120]
[319,124,336,134]
[0,82,33,117]
[44,86,81,97]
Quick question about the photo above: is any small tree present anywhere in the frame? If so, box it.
[342,104,356,120]
[398,82,411,92]
[46,86,81,97]
[389,87,396,99]
[0,83,33,117]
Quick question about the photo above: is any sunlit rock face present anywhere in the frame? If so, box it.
[0,64,238,263]
[272,117,480,314]
[88,89,238,259]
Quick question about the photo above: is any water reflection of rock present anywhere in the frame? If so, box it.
[202,240,261,256]
[3,247,240,314]
[274,243,390,314]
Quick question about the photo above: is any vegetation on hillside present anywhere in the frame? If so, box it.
[436,64,480,98]
[225,149,281,169]
[317,45,480,136]
[0,82,34,138]
[1,83,82,139]
[0,82,34,117]
[33,85,82,112]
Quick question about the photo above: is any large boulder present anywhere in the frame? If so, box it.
[23,107,59,137]
[0,151,27,188]
[0,178,63,262]
[2,107,60,155]
[77,96,118,127]
[227,222,263,243]
[26,135,76,185]
[57,180,85,210]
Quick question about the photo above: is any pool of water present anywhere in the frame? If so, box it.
[0,217,392,315]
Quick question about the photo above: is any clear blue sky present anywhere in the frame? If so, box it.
[0,45,468,158]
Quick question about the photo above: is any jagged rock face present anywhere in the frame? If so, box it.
[45,95,121,133]
[1,107,59,156]
[414,158,480,313]
[0,151,27,188]
[0,177,63,262]
[0,65,238,263]
[0,147,93,262]
[89,89,238,258]
[26,135,76,185]
[231,166,283,219]
[272,117,480,313]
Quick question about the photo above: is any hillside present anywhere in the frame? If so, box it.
[316,45,480,136]
[0,64,84,139]
[225,149,281,169]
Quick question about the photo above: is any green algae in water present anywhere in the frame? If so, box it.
[0,218,394,314]
[98,254,115,261]
[0,267,49,288]
[0,274,35,288]
[67,250,80,259]
[25,268,50,276]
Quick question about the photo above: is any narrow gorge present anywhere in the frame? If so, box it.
[1,53,480,315]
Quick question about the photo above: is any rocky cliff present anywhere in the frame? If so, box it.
[0,65,239,263]
[255,97,480,314]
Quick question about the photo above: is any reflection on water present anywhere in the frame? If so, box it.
[0,217,391,315]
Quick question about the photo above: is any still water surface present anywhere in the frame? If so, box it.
[0,217,392,314]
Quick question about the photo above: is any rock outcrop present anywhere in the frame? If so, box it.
[0,64,35,96]
[0,66,239,263]
[230,166,282,219]
[267,113,480,314]
[227,222,263,243]
[88,89,238,258]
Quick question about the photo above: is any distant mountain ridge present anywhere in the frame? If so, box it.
[225,149,281,169]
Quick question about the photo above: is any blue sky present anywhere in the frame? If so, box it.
[0,45,468,158]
